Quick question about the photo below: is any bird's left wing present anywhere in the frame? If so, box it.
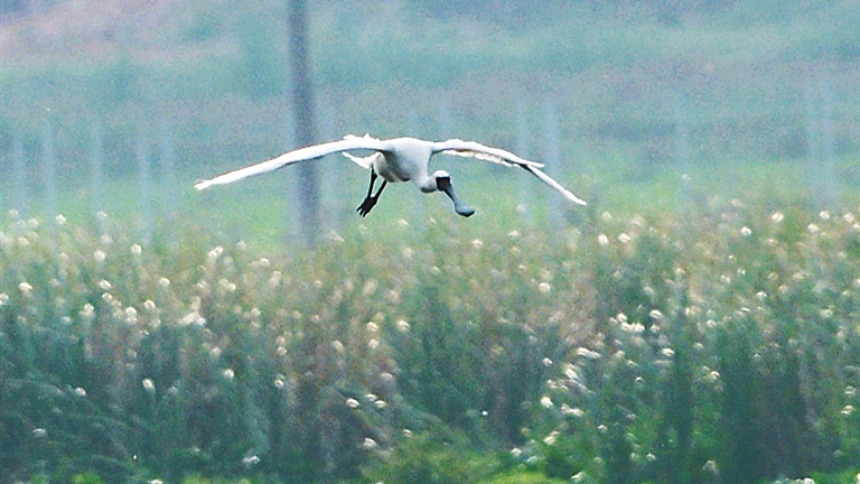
[195,136,390,190]
[520,164,587,206]
[431,139,545,168]
[432,139,586,206]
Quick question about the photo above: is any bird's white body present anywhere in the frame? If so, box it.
[195,135,586,217]
[368,137,434,187]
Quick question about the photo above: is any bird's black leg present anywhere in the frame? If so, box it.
[366,171,378,198]
[357,171,387,217]
[436,176,475,217]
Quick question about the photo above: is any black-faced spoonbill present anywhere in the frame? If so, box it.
[194,134,586,217]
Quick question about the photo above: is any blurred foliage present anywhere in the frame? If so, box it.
[1,196,859,482]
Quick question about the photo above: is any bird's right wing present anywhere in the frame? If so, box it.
[195,135,390,190]
[340,134,385,170]
[342,152,383,170]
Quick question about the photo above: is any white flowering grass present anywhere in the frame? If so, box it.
[1,202,858,482]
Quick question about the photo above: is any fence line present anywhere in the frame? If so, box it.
[0,85,845,241]
[804,81,838,207]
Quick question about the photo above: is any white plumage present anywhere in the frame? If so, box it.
[195,134,586,217]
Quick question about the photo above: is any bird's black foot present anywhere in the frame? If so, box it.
[356,196,379,217]
[357,178,386,217]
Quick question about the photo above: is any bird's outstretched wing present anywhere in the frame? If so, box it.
[340,134,384,170]
[519,164,588,206]
[342,152,382,170]
[195,135,390,190]
[431,139,587,206]
[432,139,545,168]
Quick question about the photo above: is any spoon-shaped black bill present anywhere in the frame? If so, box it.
[437,176,475,217]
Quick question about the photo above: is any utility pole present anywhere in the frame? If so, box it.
[288,0,319,246]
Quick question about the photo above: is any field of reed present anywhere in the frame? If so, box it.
[1,200,859,483]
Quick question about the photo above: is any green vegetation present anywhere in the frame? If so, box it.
[2,197,859,482]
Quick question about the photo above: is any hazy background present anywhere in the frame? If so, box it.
[2,2,860,483]
[1,0,858,242]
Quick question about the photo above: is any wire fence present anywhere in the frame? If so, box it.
[2,83,843,245]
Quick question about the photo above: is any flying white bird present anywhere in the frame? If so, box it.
[194,134,586,217]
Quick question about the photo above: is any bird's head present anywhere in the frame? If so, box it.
[418,170,450,193]
[432,171,475,217]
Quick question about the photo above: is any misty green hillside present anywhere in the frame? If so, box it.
[2,0,858,169]
[1,1,860,482]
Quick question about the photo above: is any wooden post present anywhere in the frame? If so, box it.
[317,102,341,229]
[160,121,178,244]
[674,94,692,210]
[90,121,106,234]
[805,82,837,206]
[406,110,425,230]
[516,98,532,222]
[12,135,28,219]
[437,99,452,139]
[543,99,564,229]
[41,123,58,220]
[137,135,153,244]
[819,81,837,202]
